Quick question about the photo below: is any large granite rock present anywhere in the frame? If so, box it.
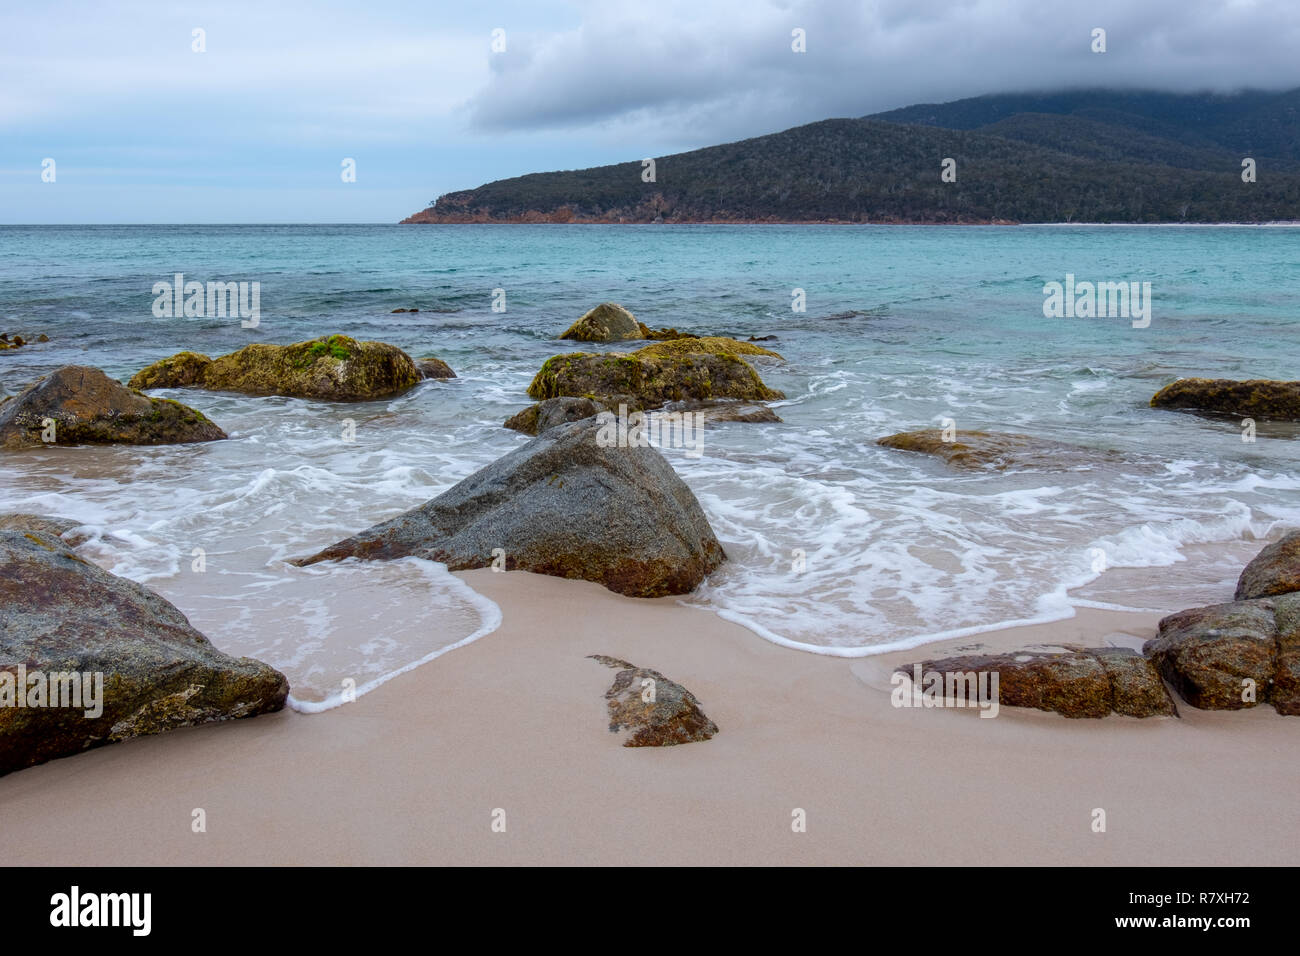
[1145,595,1299,713]
[1235,531,1300,601]
[0,366,226,450]
[130,335,426,401]
[527,346,784,412]
[589,655,718,746]
[1150,378,1300,420]
[876,429,1113,471]
[559,303,644,342]
[0,528,288,776]
[896,647,1177,718]
[295,417,726,597]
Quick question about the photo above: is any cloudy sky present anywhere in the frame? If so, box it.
[3,0,1298,223]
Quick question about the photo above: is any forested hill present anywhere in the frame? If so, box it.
[402,88,1300,224]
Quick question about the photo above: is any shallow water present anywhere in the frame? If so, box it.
[2,224,1297,704]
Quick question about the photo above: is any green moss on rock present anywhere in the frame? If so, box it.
[129,335,422,402]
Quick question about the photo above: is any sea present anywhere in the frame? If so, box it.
[2,223,1298,709]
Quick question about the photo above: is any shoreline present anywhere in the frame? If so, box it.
[397,217,1300,227]
[2,567,1296,866]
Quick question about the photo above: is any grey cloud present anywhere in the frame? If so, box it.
[467,0,1300,145]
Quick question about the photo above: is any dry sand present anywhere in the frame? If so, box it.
[2,568,1296,865]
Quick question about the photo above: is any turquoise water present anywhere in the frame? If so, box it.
[2,224,1298,704]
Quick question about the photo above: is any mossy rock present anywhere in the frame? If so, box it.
[130,335,422,402]
[1151,378,1300,421]
[559,303,644,342]
[128,351,212,389]
[635,336,784,360]
[526,349,784,411]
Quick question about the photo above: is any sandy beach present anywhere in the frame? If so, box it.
[2,567,1295,866]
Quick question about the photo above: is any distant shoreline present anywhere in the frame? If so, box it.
[399,217,1300,227]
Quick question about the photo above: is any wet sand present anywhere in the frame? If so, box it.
[1,568,1296,865]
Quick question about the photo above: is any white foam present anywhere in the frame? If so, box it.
[287,559,502,713]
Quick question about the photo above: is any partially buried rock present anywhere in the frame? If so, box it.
[527,340,784,412]
[295,416,725,598]
[559,303,644,342]
[877,429,1113,471]
[0,366,226,450]
[0,528,288,776]
[1144,595,1299,713]
[896,647,1177,718]
[416,357,456,380]
[588,655,718,746]
[1235,530,1300,601]
[1151,378,1300,421]
[129,335,423,401]
[504,396,606,436]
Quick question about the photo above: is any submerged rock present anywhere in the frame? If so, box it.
[1235,531,1300,601]
[527,345,784,412]
[896,647,1177,718]
[876,429,1112,471]
[504,396,607,436]
[0,529,288,776]
[559,303,644,342]
[1150,378,1300,421]
[670,400,783,424]
[0,366,226,450]
[588,655,718,746]
[416,357,456,380]
[295,417,725,597]
[129,335,424,401]
[1144,596,1298,713]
